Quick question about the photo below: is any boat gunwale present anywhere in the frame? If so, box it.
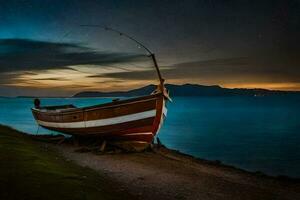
[31,93,163,115]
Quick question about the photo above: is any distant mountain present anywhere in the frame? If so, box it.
[73,84,300,97]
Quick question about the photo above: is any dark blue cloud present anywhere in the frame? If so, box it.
[0,38,145,72]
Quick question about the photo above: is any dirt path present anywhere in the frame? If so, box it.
[55,144,300,200]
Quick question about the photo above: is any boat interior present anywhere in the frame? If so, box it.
[37,104,77,112]
[34,93,162,113]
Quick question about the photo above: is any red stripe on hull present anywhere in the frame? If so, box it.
[42,117,155,137]
[119,125,153,134]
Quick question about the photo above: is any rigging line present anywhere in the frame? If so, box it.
[80,25,153,55]
[79,25,164,85]
[58,27,143,74]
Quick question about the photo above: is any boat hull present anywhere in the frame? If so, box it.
[31,93,167,148]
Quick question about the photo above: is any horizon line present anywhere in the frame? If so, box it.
[1,83,300,98]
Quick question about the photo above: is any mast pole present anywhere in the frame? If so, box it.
[150,53,164,87]
[80,25,164,87]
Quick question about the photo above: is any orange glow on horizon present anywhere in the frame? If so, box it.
[4,69,300,92]
[5,68,156,92]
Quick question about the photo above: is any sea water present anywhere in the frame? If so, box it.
[0,96,299,178]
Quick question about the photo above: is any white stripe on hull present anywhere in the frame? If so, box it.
[37,109,157,129]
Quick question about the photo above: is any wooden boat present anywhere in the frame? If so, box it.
[31,27,171,151]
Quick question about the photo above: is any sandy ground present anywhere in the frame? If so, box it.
[54,144,300,200]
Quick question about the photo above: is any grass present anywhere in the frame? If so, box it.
[0,125,135,200]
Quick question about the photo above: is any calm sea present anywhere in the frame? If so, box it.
[0,96,299,178]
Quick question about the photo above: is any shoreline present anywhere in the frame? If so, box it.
[27,128,300,181]
[1,124,300,199]
[154,145,300,182]
[53,139,300,200]
[22,126,300,181]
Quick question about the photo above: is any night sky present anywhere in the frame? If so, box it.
[0,0,299,96]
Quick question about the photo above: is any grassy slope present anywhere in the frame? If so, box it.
[0,125,135,200]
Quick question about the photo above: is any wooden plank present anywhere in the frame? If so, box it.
[43,117,155,136]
